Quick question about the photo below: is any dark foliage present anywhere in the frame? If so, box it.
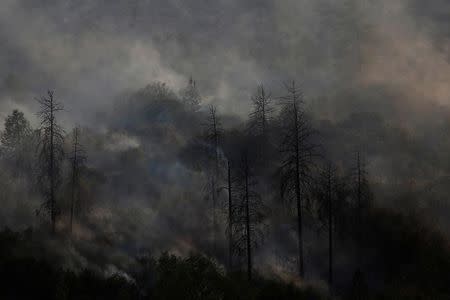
[0,229,323,300]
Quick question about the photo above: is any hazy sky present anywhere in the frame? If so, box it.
[0,0,448,126]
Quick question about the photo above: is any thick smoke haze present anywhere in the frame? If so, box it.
[0,0,449,290]
[1,0,447,119]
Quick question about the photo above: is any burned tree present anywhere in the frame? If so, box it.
[69,127,86,235]
[248,84,274,138]
[278,81,316,277]
[325,164,335,293]
[313,162,339,294]
[232,148,266,281]
[351,151,372,300]
[353,152,371,246]
[226,159,234,271]
[36,90,64,234]
[203,105,222,252]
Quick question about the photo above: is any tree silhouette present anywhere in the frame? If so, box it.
[0,109,33,176]
[248,84,274,138]
[226,159,234,271]
[313,162,339,295]
[203,105,222,252]
[278,81,316,277]
[36,90,64,234]
[232,148,266,281]
[0,110,31,152]
[69,127,86,235]
[351,151,372,300]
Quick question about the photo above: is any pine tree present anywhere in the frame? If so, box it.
[0,109,33,176]
[314,162,339,295]
[351,151,372,300]
[248,84,274,138]
[233,148,266,281]
[36,90,64,234]
[278,81,316,277]
[204,105,222,252]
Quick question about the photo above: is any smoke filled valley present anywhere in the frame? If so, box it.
[1,0,450,299]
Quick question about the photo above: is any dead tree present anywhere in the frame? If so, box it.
[248,84,274,138]
[325,164,335,294]
[233,149,266,281]
[36,90,64,234]
[314,162,339,295]
[227,160,234,271]
[352,152,372,261]
[351,151,372,300]
[69,127,86,235]
[204,105,222,252]
[278,81,316,277]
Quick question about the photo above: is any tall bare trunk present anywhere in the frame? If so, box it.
[244,155,252,281]
[355,152,363,300]
[49,94,55,234]
[70,129,78,235]
[211,108,219,252]
[328,166,333,294]
[227,161,233,271]
[292,81,304,277]
[212,176,217,252]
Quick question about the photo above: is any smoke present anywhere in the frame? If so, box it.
[0,0,449,286]
[1,0,448,119]
[360,0,450,109]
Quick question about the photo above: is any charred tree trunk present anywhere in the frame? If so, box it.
[70,128,80,235]
[227,160,233,271]
[327,165,333,295]
[212,111,219,252]
[244,155,252,281]
[212,176,217,251]
[37,90,64,235]
[261,87,266,137]
[292,81,304,277]
[355,152,363,300]
[206,105,221,253]
[49,93,55,234]
[356,152,362,264]
[351,151,372,300]
[278,80,315,278]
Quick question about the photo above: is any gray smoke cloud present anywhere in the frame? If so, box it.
[0,0,449,285]
[1,0,448,117]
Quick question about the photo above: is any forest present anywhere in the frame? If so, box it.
[1,0,450,299]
